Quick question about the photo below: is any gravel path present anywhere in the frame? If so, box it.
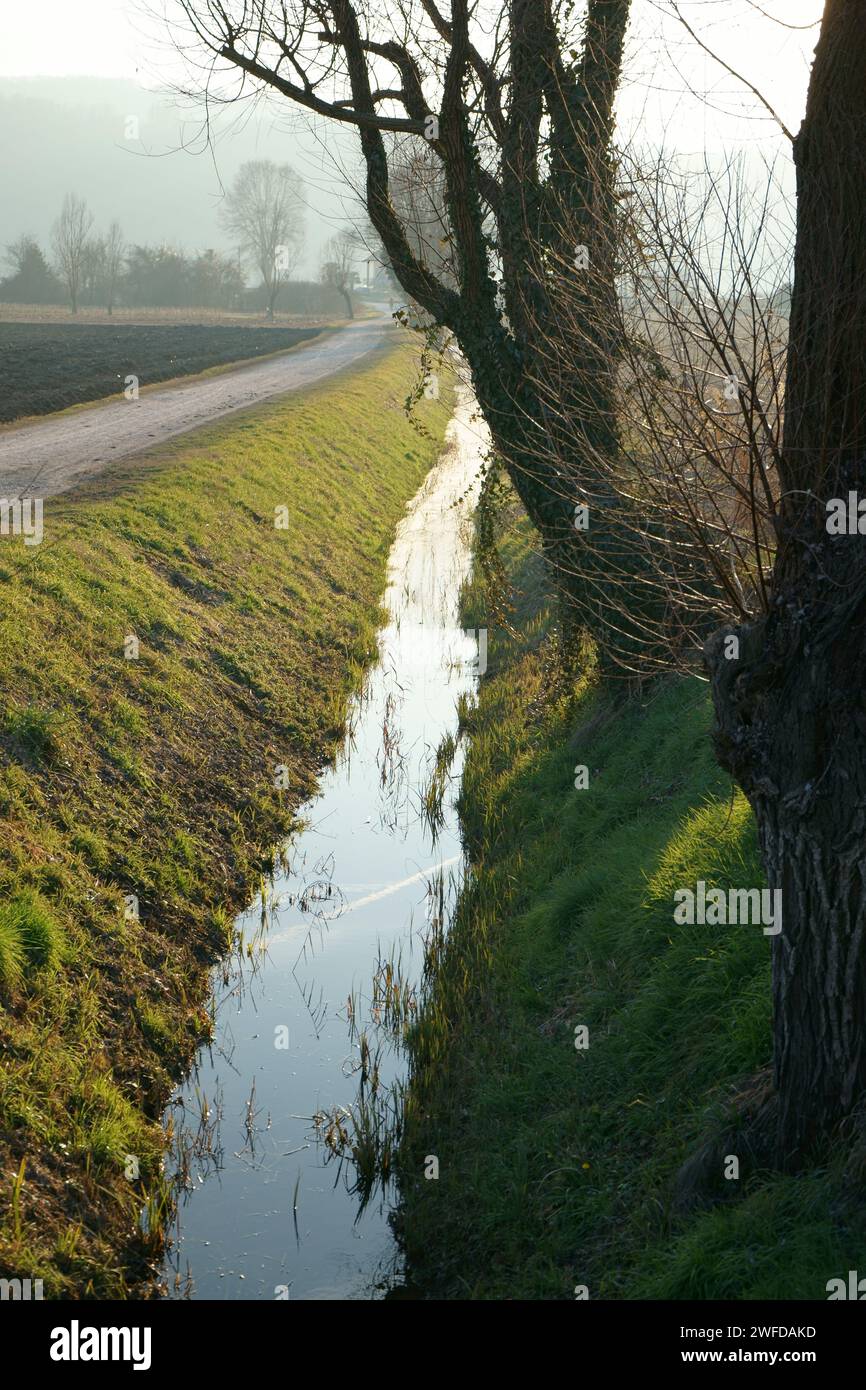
[0,316,393,499]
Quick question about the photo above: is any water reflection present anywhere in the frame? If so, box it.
[160,384,488,1299]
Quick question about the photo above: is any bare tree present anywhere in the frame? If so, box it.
[523,149,791,675]
[103,221,126,315]
[321,230,358,318]
[704,0,866,1165]
[81,234,106,308]
[220,160,305,319]
[51,194,94,314]
[606,3,866,1167]
[525,0,866,1170]
[172,0,634,645]
[388,141,455,294]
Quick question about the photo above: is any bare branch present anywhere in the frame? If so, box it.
[667,0,797,143]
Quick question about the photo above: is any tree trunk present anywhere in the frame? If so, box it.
[361,0,635,670]
[462,355,590,656]
[705,0,866,1165]
[465,337,671,675]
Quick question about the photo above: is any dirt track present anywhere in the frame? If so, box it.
[0,316,393,499]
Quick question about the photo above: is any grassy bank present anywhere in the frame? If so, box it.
[396,502,866,1300]
[0,337,452,1296]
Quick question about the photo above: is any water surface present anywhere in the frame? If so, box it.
[160,386,486,1299]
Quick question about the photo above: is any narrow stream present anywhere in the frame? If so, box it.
[159,384,486,1299]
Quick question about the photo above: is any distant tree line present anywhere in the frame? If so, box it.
[0,226,247,312]
[1,236,63,305]
[0,160,382,316]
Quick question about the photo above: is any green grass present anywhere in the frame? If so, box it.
[0,891,65,991]
[0,333,453,1296]
[396,499,866,1300]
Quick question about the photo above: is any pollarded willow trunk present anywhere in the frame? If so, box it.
[706,558,866,1164]
[706,0,866,1165]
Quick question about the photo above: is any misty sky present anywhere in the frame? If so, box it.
[0,1,823,278]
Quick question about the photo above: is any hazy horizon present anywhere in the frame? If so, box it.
[0,74,366,282]
[0,3,821,291]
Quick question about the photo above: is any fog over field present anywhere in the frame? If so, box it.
[0,76,361,279]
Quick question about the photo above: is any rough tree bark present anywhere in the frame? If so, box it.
[705,0,866,1165]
